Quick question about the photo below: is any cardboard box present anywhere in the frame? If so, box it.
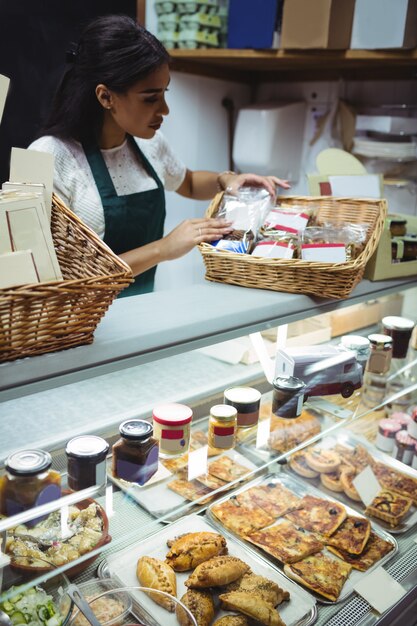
[350,0,417,49]
[280,0,355,49]
[365,214,417,280]
[330,295,404,337]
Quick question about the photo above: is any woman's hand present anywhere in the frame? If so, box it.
[219,172,290,197]
[161,217,233,261]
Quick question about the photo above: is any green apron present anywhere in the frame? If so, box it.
[82,135,166,297]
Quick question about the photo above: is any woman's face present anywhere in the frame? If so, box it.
[101,63,171,140]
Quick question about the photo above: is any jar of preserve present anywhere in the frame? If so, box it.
[223,387,261,428]
[272,376,306,419]
[339,335,370,372]
[382,316,415,359]
[390,411,413,430]
[208,405,237,450]
[112,420,159,485]
[375,419,402,453]
[393,430,416,465]
[366,334,393,374]
[0,449,61,524]
[152,403,192,457]
[389,218,407,237]
[66,436,109,491]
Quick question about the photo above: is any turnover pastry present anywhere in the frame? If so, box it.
[213,617,251,626]
[165,531,228,571]
[219,591,286,626]
[176,589,215,626]
[185,555,250,588]
[225,572,290,606]
[136,556,177,612]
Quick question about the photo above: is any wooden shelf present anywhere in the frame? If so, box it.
[169,48,417,82]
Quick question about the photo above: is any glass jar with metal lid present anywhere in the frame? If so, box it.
[223,387,261,428]
[152,403,193,457]
[366,334,393,374]
[66,435,109,491]
[382,316,415,359]
[208,404,237,450]
[112,420,159,485]
[272,376,306,418]
[0,449,61,522]
[339,335,370,372]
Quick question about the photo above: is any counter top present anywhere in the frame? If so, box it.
[1,276,416,400]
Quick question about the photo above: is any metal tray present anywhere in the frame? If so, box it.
[98,513,317,626]
[107,447,260,521]
[284,430,417,534]
[206,471,398,605]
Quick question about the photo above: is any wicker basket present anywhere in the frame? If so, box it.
[199,194,387,300]
[0,194,133,363]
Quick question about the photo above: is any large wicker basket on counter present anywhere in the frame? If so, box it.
[0,194,133,363]
[199,194,387,300]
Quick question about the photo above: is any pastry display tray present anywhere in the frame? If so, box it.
[98,513,317,626]
[206,471,398,605]
[107,447,259,520]
[284,430,417,534]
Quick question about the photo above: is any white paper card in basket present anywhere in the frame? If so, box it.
[0,74,10,126]
[103,514,316,626]
[301,243,347,263]
[10,147,54,221]
[0,250,39,288]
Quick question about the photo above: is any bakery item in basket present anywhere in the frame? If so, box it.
[322,516,371,555]
[289,451,320,479]
[320,470,344,493]
[165,531,227,571]
[176,589,215,626]
[219,591,286,626]
[136,556,177,612]
[268,411,321,454]
[284,553,352,602]
[326,531,394,571]
[210,497,275,537]
[212,616,251,626]
[365,489,413,527]
[339,468,362,502]
[224,572,290,606]
[285,494,346,536]
[235,482,301,518]
[247,520,323,564]
[185,555,250,588]
[304,448,340,474]
[207,456,250,482]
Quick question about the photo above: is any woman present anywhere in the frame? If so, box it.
[30,14,289,295]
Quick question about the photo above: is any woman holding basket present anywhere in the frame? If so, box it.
[30,14,289,295]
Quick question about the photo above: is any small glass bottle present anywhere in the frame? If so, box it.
[112,420,159,485]
[0,449,61,523]
[66,435,109,491]
[208,404,237,450]
[272,376,306,419]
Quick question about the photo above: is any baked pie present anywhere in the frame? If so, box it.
[136,556,177,612]
[219,591,286,626]
[165,531,227,571]
[225,572,290,606]
[176,589,215,626]
[185,555,250,588]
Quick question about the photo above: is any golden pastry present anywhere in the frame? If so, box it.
[176,589,215,626]
[165,531,228,571]
[185,555,250,588]
[224,573,290,606]
[136,556,177,612]
[219,591,285,626]
[212,616,251,626]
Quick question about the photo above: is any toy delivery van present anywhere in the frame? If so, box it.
[275,345,363,398]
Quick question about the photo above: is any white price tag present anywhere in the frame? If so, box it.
[187,445,208,481]
[354,567,406,614]
[352,465,381,506]
[0,74,10,126]
[10,147,54,220]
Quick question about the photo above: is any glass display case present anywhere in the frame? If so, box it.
[0,279,416,626]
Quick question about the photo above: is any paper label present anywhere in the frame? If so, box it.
[352,465,382,506]
[328,174,382,199]
[187,445,208,481]
[354,567,406,614]
[10,148,54,221]
[301,243,346,263]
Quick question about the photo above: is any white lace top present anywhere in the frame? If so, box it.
[29,132,187,238]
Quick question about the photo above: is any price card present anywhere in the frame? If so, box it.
[0,74,10,126]
[352,465,381,506]
[354,567,406,614]
[10,147,54,221]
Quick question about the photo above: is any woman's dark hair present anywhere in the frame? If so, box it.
[43,15,170,142]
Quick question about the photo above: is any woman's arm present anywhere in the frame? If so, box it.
[120,216,232,277]
[176,169,290,200]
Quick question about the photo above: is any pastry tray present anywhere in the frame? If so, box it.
[107,447,260,521]
[205,471,398,605]
[284,430,417,534]
[98,513,317,626]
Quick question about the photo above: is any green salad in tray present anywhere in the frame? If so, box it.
[1,586,64,626]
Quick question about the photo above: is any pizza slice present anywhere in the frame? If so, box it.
[247,520,323,563]
[210,497,275,537]
[327,531,394,571]
[284,553,352,602]
[373,463,417,505]
[322,515,371,555]
[162,454,189,474]
[365,489,413,527]
[193,472,234,492]
[285,494,346,536]
[167,477,215,504]
[236,482,301,518]
[208,456,250,483]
